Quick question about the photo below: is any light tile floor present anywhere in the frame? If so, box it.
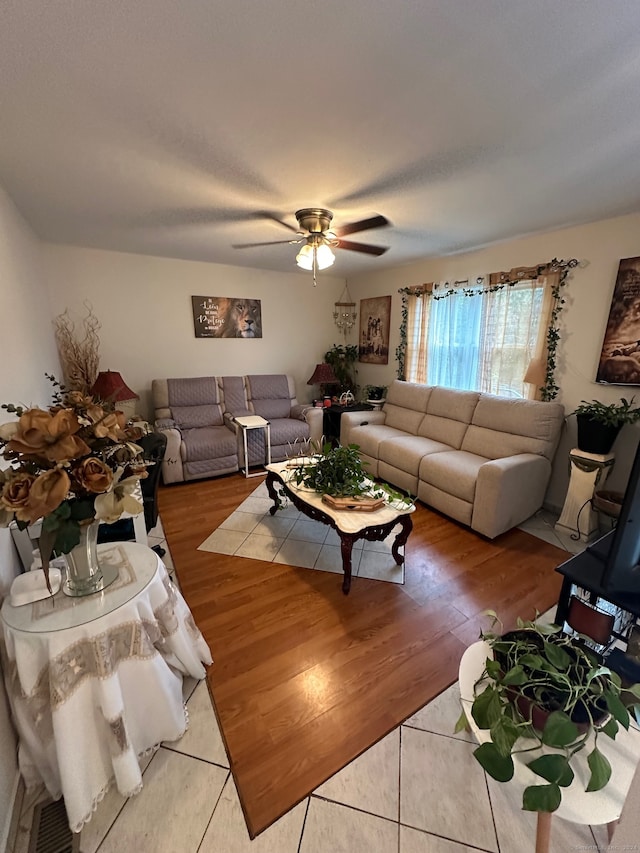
[15,505,616,853]
[198,481,406,585]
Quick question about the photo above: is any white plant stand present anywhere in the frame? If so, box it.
[555,448,615,541]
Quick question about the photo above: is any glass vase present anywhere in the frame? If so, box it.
[62,519,118,597]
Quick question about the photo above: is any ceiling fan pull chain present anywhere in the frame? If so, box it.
[313,247,317,286]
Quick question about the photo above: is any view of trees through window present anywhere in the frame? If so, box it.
[408,281,545,397]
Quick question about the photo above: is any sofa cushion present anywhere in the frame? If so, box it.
[180,426,237,462]
[386,380,433,411]
[418,481,473,527]
[184,456,238,478]
[246,374,291,419]
[253,399,291,419]
[168,376,220,407]
[418,387,479,448]
[379,435,452,476]
[268,417,311,446]
[382,381,432,435]
[461,396,564,460]
[420,450,487,503]
[172,404,224,429]
[349,424,408,459]
[219,376,248,413]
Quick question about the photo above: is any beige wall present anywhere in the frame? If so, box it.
[43,245,347,418]
[0,183,60,849]
[347,212,640,509]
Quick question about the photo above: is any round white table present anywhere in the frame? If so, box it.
[1,541,212,832]
[459,641,640,853]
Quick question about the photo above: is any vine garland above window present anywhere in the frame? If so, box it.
[395,257,579,400]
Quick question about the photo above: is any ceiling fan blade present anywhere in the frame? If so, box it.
[232,239,300,249]
[255,211,301,233]
[334,215,390,237]
[337,239,388,256]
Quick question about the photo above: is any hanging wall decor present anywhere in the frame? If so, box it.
[359,296,391,364]
[192,296,262,339]
[596,257,640,385]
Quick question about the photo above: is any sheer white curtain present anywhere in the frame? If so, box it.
[427,282,484,391]
[478,280,545,397]
[405,277,550,397]
[405,288,431,384]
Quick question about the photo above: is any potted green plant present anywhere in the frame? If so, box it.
[456,615,640,814]
[363,384,388,402]
[572,397,640,454]
[324,344,359,397]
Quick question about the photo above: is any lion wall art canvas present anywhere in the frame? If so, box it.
[192,296,262,339]
[596,258,640,385]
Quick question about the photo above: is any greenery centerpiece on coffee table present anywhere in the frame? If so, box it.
[288,441,413,509]
[457,614,640,814]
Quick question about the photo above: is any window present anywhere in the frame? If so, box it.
[405,278,549,398]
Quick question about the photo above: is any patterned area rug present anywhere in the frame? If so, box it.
[198,480,405,585]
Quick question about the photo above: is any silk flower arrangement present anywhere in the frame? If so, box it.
[0,376,148,589]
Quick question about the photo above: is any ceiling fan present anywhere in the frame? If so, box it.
[232,208,390,283]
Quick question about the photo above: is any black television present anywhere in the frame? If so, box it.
[587,439,640,594]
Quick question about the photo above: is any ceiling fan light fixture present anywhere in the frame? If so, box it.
[295,243,315,270]
[315,242,335,270]
[237,207,389,281]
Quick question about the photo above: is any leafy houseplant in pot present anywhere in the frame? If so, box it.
[457,616,640,814]
[324,344,359,397]
[289,441,413,508]
[363,384,388,403]
[572,398,640,454]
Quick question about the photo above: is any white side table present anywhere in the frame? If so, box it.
[555,448,615,541]
[234,415,271,478]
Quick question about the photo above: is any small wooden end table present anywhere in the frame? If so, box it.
[322,403,373,445]
[265,461,414,594]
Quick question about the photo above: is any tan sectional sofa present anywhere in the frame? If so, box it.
[340,380,564,538]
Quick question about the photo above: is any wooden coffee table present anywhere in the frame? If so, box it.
[265,461,414,594]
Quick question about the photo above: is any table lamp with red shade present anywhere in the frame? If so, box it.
[90,371,139,419]
[307,363,339,405]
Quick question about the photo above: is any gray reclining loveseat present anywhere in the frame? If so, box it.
[151,374,323,484]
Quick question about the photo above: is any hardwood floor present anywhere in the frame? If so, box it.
[158,474,568,837]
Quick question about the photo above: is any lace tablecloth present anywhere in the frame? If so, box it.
[1,542,212,832]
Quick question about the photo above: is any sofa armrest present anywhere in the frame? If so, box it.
[290,403,311,421]
[154,420,185,484]
[340,410,386,446]
[304,407,324,445]
[472,453,551,539]
[224,409,252,430]
[155,417,179,432]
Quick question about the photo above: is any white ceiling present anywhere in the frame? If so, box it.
[2,1,640,276]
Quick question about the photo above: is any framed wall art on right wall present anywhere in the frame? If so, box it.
[596,257,640,385]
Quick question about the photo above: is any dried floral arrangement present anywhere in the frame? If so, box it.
[53,302,101,393]
[0,375,148,588]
